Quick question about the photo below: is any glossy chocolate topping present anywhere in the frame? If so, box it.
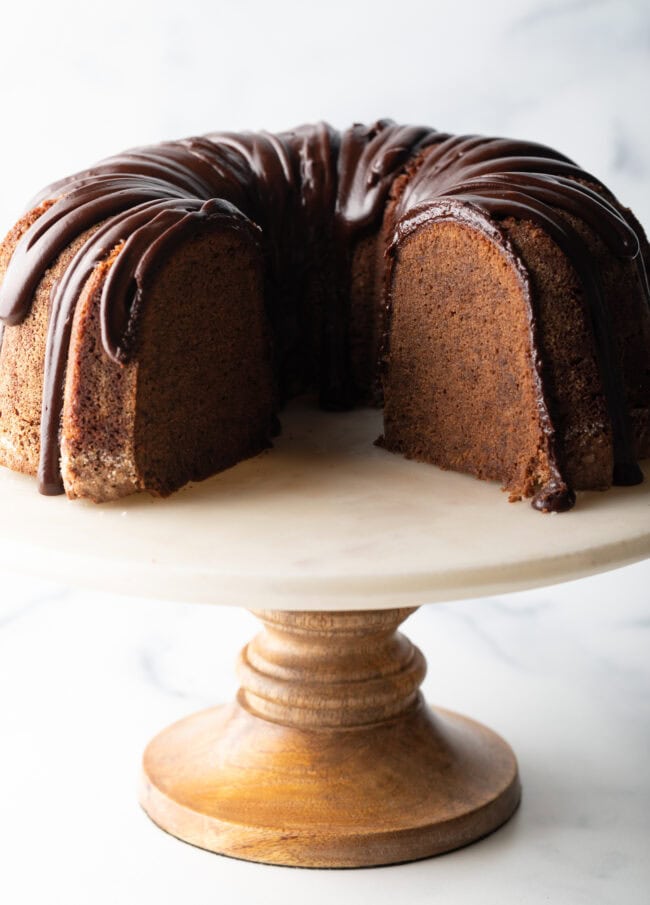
[0,123,647,505]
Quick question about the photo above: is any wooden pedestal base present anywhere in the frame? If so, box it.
[140,608,520,867]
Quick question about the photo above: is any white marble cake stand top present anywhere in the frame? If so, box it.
[0,399,648,609]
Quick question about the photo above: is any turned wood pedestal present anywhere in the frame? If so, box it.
[1,404,648,869]
[140,608,520,867]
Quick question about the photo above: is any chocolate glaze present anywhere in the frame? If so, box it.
[336,122,437,235]
[0,124,647,507]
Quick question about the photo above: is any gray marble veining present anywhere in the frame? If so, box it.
[0,0,648,902]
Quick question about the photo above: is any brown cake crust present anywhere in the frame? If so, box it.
[61,244,140,500]
[0,206,101,479]
[500,217,613,490]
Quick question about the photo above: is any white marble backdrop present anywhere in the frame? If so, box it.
[0,0,649,230]
[0,1,648,903]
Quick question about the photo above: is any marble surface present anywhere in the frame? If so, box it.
[0,561,648,904]
[0,403,648,610]
[1,0,649,901]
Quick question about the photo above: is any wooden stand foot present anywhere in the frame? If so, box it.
[140,608,520,867]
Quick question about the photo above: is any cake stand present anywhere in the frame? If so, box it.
[1,400,648,868]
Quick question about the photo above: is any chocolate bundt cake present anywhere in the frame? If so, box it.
[0,121,648,511]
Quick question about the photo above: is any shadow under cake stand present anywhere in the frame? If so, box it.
[1,400,648,868]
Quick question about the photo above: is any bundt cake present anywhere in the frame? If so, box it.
[0,120,648,512]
